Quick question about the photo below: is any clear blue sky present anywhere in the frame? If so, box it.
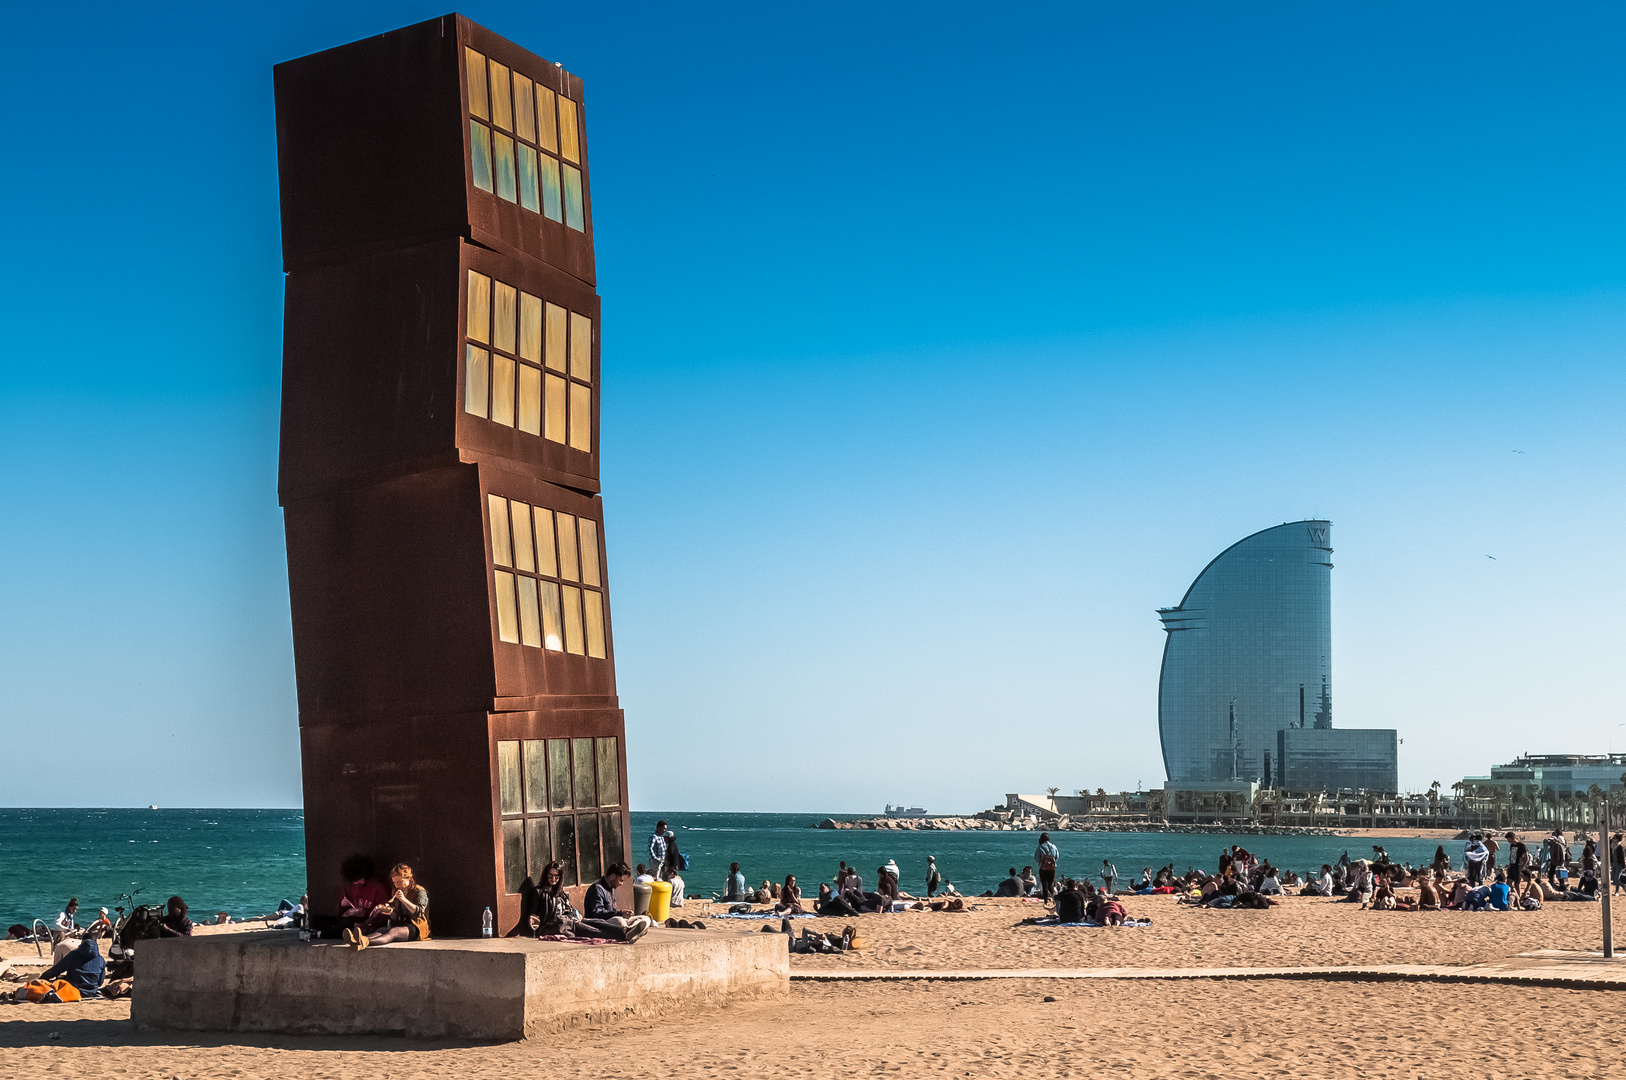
[2,3,1623,811]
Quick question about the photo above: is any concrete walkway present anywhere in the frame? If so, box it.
[793,950,1626,990]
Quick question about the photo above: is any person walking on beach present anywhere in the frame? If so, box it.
[649,820,669,876]
[1035,833,1060,899]
[1101,860,1117,896]
[925,856,942,898]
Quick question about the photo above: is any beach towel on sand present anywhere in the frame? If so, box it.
[707,912,815,921]
[1026,917,1153,928]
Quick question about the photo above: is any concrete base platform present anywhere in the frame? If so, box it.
[132,928,787,1040]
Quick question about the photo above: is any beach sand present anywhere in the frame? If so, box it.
[4,892,1622,1077]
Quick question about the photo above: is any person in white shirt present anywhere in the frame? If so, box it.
[1257,869,1282,895]
[53,898,81,943]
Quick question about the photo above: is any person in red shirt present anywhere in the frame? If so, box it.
[338,855,390,932]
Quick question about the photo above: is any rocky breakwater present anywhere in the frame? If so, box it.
[817,817,1337,836]
[815,817,1008,831]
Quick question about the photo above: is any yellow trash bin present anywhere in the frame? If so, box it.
[647,880,672,923]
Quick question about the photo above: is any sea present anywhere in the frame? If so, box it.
[0,808,1460,928]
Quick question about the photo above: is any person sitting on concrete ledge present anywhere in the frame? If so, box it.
[530,860,649,942]
[346,863,428,948]
[338,855,389,933]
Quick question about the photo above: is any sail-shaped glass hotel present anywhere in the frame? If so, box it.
[1157,521,1397,791]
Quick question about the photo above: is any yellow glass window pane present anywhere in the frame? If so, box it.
[488,494,512,566]
[556,513,579,581]
[492,355,515,426]
[548,738,572,809]
[595,736,620,806]
[470,121,493,193]
[489,61,513,131]
[523,739,548,813]
[572,737,596,809]
[465,48,489,120]
[464,345,489,418]
[518,292,542,361]
[540,580,563,651]
[562,585,585,654]
[540,155,562,221]
[513,73,536,141]
[543,302,566,372]
[467,271,490,343]
[583,589,606,659]
[493,282,517,354]
[558,96,580,162]
[517,364,541,436]
[579,518,600,587]
[494,570,519,643]
[568,382,591,452]
[497,740,522,815]
[533,507,557,576]
[493,133,517,202]
[569,312,591,381]
[517,575,541,648]
[509,500,534,572]
[544,373,567,443]
[562,164,584,231]
[536,85,558,153]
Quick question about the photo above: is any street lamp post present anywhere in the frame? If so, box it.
[1600,797,1614,959]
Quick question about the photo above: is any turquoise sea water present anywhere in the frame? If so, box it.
[0,808,1457,928]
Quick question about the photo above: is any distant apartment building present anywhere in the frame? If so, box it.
[1157,521,1398,792]
[1460,754,1626,799]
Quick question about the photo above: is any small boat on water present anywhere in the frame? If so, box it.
[148,804,159,810]
[885,803,927,817]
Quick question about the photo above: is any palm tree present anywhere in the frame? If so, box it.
[1428,782,1441,823]
[1149,788,1167,823]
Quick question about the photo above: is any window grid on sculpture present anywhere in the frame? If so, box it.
[464,46,586,231]
[463,269,593,454]
[497,736,623,891]
[487,493,608,658]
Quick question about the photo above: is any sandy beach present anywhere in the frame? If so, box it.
[5,890,1622,1078]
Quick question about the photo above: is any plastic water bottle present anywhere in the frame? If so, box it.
[482,907,493,937]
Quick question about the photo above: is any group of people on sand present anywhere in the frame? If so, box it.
[7,894,197,1003]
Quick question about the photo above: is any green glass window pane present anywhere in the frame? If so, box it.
[523,739,548,813]
[583,589,606,659]
[562,585,585,655]
[517,364,541,436]
[568,382,591,452]
[489,60,513,131]
[548,739,572,810]
[536,86,558,153]
[533,507,557,577]
[513,73,536,142]
[572,737,596,809]
[502,818,526,894]
[487,495,512,567]
[470,121,493,193]
[554,814,578,886]
[517,576,541,648]
[577,813,602,883]
[466,271,490,343]
[464,345,489,418]
[562,165,584,231]
[494,133,517,203]
[558,97,580,163]
[595,736,620,807]
[518,292,542,362]
[465,48,489,120]
[497,740,522,815]
[492,354,515,426]
[526,816,551,880]
[578,519,600,587]
[517,146,540,213]
[540,581,563,652]
[494,571,519,644]
[540,156,562,221]
[601,811,625,867]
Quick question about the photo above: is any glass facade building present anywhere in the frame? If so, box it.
[1158,521,1335,783]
